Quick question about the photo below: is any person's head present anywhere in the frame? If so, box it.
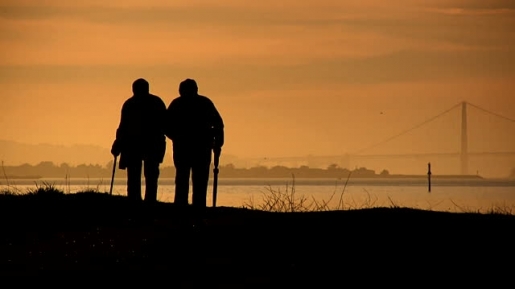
[132,78,150,95]
[179,78,198,96]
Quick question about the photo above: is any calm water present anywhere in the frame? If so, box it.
[2,178,515,213]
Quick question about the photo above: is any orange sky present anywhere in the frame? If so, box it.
[1,0,515,170]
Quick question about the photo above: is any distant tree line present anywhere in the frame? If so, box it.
[1,161,393,179]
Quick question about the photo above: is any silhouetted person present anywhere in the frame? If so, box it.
[165,79,224,212]
[111,78,167,202]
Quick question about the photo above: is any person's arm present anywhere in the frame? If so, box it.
[156,98,168,163]
[111,104,127,156]
[157,98,168,138]
[164,100,176,141]
[211,102,224,148]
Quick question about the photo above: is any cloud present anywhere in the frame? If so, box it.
[1,0,514,88]
[2,0,512,67]
[427,0,515,10]
[0,1,427,68]
[1,14,432,68]
[421,0,515,15]
[2,48,514,90]
[425,7,515,16]
[0,2,402,27]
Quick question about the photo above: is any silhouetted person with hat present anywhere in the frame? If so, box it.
[165,79,224,212]
[111,78,167,202]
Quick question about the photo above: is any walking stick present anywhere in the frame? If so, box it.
[212,147,221,207]
[109,155,117,196]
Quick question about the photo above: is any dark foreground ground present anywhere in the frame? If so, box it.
[1,192,515,285]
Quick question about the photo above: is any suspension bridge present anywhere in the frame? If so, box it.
[248,101,515,175]
[349,101,515,175]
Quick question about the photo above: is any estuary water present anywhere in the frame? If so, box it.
[2,177,514,213]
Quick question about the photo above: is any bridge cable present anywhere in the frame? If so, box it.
[353,101,463,155]
[466,102,515,124]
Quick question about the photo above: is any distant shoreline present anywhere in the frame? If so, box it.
[0,174,493,180]
[3,175,514,188]
[3,175,43,180]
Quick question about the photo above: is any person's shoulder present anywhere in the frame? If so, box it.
[197,94,211,100]
[197,94,214,104]
[167,96,183,108]
[169,96,182,104]
[122,96,136,108]
[148,93,167,105]
[149,93,164,101]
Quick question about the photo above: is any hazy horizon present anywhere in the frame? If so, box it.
[2,0,515,176]
[1,138,515,178]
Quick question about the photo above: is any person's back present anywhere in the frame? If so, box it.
[111,78,167,202]
[167,94,221,148]
[165,78,224,210]
[118,93,167,156]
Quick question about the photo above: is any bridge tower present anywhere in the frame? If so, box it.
[461,101,468,175]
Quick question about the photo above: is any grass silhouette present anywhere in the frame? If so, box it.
[1,175,514,282]
[3,176,513,215]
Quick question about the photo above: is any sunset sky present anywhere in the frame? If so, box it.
[1,0,515,168]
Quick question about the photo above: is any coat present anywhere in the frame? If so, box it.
[165,93,224,152]
[112,93,167,169]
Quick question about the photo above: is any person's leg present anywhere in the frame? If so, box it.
[191,147,212,209]
[143,159,160,203]
[174,166,190,205]
[126,160,143,201]
[173,148,191,206]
